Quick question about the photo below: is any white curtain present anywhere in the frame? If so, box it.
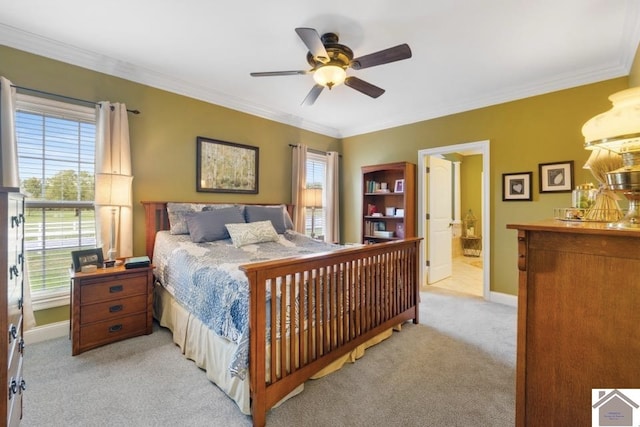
[291,144,308,233]
[95,102,133,259]
[325,151,340,243]
[1,77,36,330]
[0,77,19,187]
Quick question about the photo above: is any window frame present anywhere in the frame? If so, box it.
[305,151,327,239]
[15,94,97,310]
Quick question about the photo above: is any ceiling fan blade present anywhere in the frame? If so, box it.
[344,77,385,98]
[350,44,412,70]
[295,28,330,64]
[301,84,324,106]
[250,70,309,77]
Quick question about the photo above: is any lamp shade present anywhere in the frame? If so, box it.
[313,65,346,89]
[303,188,323,208]
[95,173,133,207]
[582,86,640,153]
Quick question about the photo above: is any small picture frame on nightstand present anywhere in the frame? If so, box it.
[71,248,104,272]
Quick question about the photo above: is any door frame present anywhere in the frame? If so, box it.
[418,140,490,299]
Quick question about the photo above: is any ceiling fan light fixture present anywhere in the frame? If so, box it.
[313,65,346,89]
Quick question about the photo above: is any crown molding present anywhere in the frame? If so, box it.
[2,14,638,140]
[0,23,342,138]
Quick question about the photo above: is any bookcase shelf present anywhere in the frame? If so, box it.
[361,162,416,244]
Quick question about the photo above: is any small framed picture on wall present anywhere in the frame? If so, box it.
[502,172,533,201]
[539,161,574,193]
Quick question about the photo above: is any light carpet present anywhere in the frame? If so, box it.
[22,288,516,426]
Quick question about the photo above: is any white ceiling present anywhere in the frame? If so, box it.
[1,0,639,138]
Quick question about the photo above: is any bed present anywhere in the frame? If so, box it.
[142,201,421,427]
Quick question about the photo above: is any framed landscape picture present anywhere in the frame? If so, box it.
[196,136,259,193]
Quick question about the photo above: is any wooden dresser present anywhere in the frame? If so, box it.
[507,219,640,426]
[70,264,154,355]
[0,187,25,426]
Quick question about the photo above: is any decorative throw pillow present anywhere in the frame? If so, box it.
[225,220,280,248]
[202,203,244,216]
[185,207,245,243]
[244,205,291,234]
[167,203,205,235]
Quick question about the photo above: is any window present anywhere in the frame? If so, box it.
[305,152,327,239]
[15,94,97,309]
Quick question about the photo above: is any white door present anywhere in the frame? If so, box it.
[427,156,452,284]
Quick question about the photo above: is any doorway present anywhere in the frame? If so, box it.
[417,140,490,299]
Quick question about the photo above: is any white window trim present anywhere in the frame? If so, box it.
[16,94,95,121]
[16,93,96,309]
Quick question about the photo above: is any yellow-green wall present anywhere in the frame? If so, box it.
[341,77,629,295]
[1,43,635,322]
[461,154,482,231]
[1,45,340,324]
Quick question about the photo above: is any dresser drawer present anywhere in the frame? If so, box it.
[80,294,147,325]
[7,355,23,427]
[6,315,22,363]
[79,313,147,350]
[80,273,148,304]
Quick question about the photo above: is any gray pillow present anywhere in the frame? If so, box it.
[167,203,206,235]
[244,205,290,234]
[185,207,245,243]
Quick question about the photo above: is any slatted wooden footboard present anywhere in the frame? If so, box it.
[241,238,420,426]
[141,201,421,427]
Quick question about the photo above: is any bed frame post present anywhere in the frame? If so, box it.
[141,201,422,427]
[245,267,268,427]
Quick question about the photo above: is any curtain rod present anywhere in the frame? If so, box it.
[289,144,341,157]
[10,84,141,115]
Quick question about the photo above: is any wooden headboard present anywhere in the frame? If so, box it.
[141,201,295,259]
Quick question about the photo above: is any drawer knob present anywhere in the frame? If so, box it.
[8,324,17,343]
[9,265,19,280]
[109,285,123,293]
[109,324,123,333]
[8,378,17,399]
[109,304,123,313]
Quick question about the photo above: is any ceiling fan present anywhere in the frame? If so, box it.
[250,27,412,106]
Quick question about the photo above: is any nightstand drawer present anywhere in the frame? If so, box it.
[80,294,147,325]
[80,273,148,304]
[79,313,147,350]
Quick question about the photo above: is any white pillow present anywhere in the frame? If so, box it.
[225,220,279,248]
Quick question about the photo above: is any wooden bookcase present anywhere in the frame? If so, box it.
[361,162,416,244]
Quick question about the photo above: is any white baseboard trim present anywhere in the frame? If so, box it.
[489,291,517,307]
[24,320,70,345]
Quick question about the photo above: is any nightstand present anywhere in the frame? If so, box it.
[70,264,154,355]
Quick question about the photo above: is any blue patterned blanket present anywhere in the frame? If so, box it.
[152,230,339,378]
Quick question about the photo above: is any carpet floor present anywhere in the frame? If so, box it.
[21,288,516,426]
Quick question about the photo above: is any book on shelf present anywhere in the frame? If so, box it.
[365,180,391,193]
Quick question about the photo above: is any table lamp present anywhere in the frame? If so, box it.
[303,187,323,238]
[95,173,133,263]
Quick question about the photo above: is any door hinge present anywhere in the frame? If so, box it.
[426,260,430,267]
[426,213,430,220]
[426,166,430,173]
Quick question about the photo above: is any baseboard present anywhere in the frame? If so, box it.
[489,291,517,307]
[24,320,70,345]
